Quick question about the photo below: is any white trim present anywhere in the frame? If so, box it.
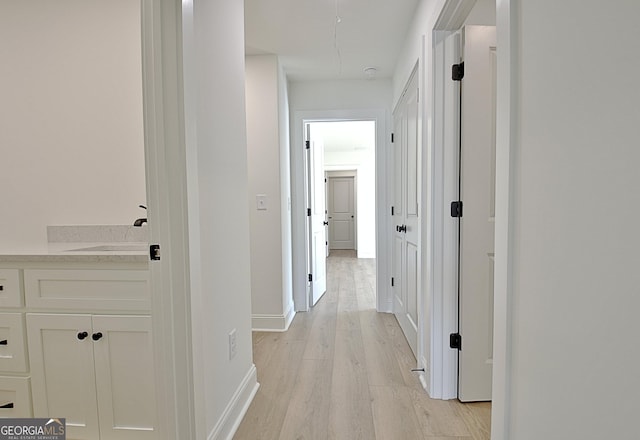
[207,365,260,440]
[292,109,389,313]
[491,0,516,438]
[142,0,195,438]
[252,306,296,332]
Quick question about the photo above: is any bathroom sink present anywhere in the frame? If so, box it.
[68,244,148,252]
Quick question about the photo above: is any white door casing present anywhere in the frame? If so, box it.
[306,125,328,306]
[392,66,420,357]
[457,25,497,402]
[328,176,356,250]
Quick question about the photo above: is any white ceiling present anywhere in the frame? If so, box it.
[244,0,420,82]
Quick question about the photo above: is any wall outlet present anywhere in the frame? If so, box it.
[228,329,237,360]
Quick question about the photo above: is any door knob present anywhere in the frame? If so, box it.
[77,332,88,340]
[92,332,103,341]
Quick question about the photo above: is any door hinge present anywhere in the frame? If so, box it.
[391,277,395,287]
[391,133,395,143]
[391,206,395,216]
[307,208,311,217]
[450,201,463,218]
[305,140,310,150]
[450,333,462,350]
[308,273,313,282]
[452,62,465,81]
[149,244,161,261]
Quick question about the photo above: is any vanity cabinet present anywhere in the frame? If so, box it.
[27,314,155,440]
[0,260,154,440]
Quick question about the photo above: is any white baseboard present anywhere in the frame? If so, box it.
[419,356,431,395]
[252,306,296,332]
[208,364,259,440]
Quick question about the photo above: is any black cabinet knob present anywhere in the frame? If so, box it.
[92,332,103,341]
[323,221,329,226]
[77,332,88,340]
[0,402,14,409]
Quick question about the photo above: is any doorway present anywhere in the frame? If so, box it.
[304,121,376,308]
[292,111,387,313]
[434,27,496,401]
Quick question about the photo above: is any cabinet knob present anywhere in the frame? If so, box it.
[0,402,14,409]
[92,332,103,341]
[0,340,7,345]
[77,332,88,340]
[0,285,4,291]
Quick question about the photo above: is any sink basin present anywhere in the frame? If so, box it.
[68,244,148,252]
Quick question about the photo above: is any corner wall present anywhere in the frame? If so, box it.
[183,1,258,437]
[245,55,294,331]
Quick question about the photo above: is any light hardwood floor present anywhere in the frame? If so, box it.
[234,250,491,440]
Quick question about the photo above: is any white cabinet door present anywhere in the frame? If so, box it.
[27,314,155,440]
[27,313,100,440]
[92,315,156,440]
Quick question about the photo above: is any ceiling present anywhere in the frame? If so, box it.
[244,0,420,82]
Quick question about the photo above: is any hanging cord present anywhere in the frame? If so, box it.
[333,0,342,75]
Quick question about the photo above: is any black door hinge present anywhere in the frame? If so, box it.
[450,333,462,350]
[308,273,313,282]
[149,244,161,261]
[452,62,464,81]
[307,208,311,217]
[391,133,395,143]
[391,277,395,287]
[305,140,310,150]
[450,201,463,218]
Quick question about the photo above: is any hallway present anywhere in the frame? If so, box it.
[235,251,490,439]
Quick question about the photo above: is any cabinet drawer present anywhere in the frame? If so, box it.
[0,376,31,418]
[24,270,150,311]
[0,269,22,308]
[0,313,27,372]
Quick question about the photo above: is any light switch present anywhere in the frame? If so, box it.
[256,194,268,210]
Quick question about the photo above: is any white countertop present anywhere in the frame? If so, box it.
[0,242,149,263]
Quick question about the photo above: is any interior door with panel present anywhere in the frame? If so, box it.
[307,124,327,306]
[328,176,356,250]
[392,66,420,357]
[457,25,497,402]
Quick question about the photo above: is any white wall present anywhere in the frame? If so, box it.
[0,0,146,250]
[245,55,293,330]
[495,1,640,438]
[183,0,256,436]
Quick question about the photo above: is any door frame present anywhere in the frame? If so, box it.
[430,0,514,438]
[291,109,389,312]
[326,170,358,252]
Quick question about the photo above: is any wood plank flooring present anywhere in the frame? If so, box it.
[234,250,491,440]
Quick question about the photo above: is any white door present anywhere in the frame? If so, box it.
[307,124,327,306]
[392,67,420,356]
[27,313,100,440]
[457,25,497,402]
[328,176,355,250]
[93,315,156,439]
